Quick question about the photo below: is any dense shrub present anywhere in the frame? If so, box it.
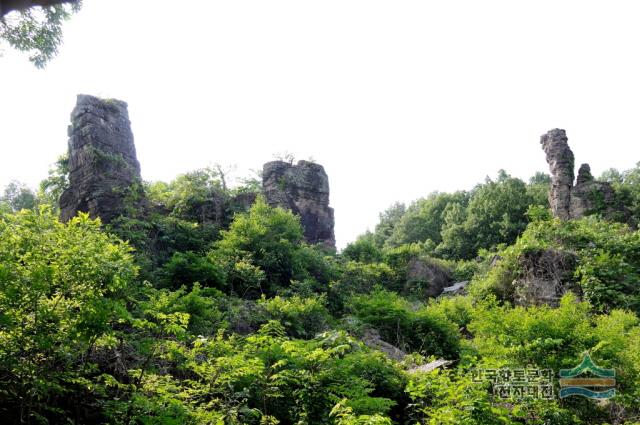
[349,289,460,358]
[0,208,136,422]
[159,251,224,289]
[259,294,332,338]
[471,216,640,313]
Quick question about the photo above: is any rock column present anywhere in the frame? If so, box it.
[60,94,144,223]
[262,160,336,248]
[540,129,574,220]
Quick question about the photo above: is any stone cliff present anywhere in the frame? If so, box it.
[59,96,337,247]
[262,160,336,248]
[60,95,145,223]
[540,129,619,220]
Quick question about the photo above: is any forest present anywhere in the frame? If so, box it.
[1,156,640,424]
[2,2,640,424]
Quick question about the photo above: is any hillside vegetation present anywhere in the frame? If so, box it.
[0,163,640,424]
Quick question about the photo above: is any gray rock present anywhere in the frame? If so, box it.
[60,95,144,223]
[576,163,594,185]
[407,359,453,374]
[513,249,579,307]
[405,257,453,298]
[361,328,407,361]
[441,280,468,296]
[541,129,574,220]
[540,129,619,220]
[262,160,335,248]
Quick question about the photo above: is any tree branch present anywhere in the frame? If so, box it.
[1,0,78,17]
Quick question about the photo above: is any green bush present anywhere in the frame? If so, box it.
[350,289,460,358]
[259,294,332,338]
[0,208,136,423]
[160,251,224,289]
[470,216,640,314]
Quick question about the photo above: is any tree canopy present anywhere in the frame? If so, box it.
[1,0,80,67]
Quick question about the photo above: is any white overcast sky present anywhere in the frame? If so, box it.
[2,0,640,247]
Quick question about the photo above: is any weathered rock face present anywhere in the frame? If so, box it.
[540,129,619,220]
[541,129,574,220]
[513,249,579,307]
[262,160,335,248]
[405,257,453,298]
[571,164,618,219]
[60,95,144,223]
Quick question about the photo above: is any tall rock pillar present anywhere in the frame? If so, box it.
[540,128,620,221]
[60,94,144,223]
[262,160,336,248]
[540,129,574,220]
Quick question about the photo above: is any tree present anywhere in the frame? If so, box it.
[372,202,406,248]
[211,197,305,296]
[527,171,551,207]
[38,154,69,210]
[1,0,80,67]
[0,207,136,422]
[342,231,383,263]
[384,193,468,249]
[434,171,534,259]
[600,163,640,227]
[1,180,37,212]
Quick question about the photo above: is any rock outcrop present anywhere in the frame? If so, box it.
[541,129,574,220]
[262,160,335,248]
[570,164,618,219]
[540,129,619,220]
[513,248,579,307]
[405,257,453,298]
[60,95,144,223]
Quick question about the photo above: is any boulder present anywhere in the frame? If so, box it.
[405,257,453,298]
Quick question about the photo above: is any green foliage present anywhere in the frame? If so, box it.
[349,289,461,358]
[160,251,224,289]
[148,168,225,224]
[343,231,384,263]
[330,399,392,424]
[1,180,37,212]
[259,294,331,338]
[427,295,475,328]
[0,207,135,422]
[526,171,552,208]
[5,157,640,423]
[438,171,533,259]
[465,293,640,422]
[212,197,328,297]
[38,154,69,210]
[1,2,81,68]
[328,261,397,315]
[385,191,469,250]
[371,171,546,261]
[406,369,514,424]
[471,215,640,314]
[600,162,640,227]
[372,202,406,248]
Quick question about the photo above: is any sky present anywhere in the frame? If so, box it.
[2,0,640,248]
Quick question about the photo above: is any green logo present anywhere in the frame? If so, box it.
[559,353,616,399]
